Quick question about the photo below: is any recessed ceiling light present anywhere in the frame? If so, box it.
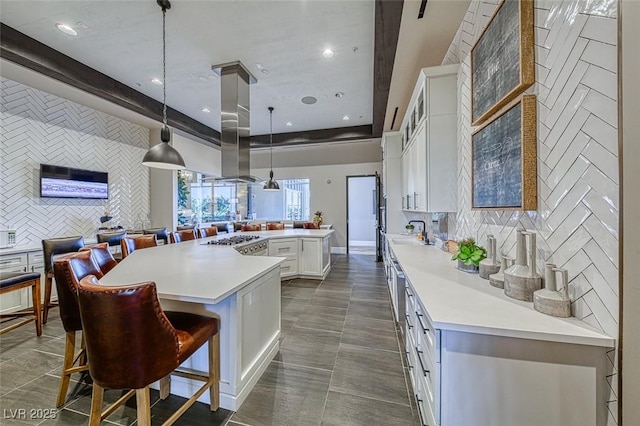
[322,48,335,59]
[285,122,293,127]
[150,78,163,86]
[335,92,344,98]
[55,23,77,36]
[301,96,317,105]
[202,107,211,113]
[342,115,350,121]
[261,69,270,75]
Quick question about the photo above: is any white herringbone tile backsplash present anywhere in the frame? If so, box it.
[443,0,619,423]
[0,77,151,246]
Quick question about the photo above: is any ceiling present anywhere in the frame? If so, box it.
[0,0,469,142]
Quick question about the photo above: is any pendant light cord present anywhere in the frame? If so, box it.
[162,7,167,128]
[269,107,274,170]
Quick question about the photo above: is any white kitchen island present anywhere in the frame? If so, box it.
[100,239,284,411]
[385,235,614,426]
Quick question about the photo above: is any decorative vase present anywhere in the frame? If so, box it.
[314,216,323,226]
[457,260,479,273]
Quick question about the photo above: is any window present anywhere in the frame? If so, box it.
[253,179,310,221]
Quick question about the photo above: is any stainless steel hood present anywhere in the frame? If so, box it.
[212,61,262,184]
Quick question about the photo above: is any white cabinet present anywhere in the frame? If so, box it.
[400,64,458,213]
[322,236,330,272]
[299,238,321,277]
[268,238,298,278]
[382,132,406,234]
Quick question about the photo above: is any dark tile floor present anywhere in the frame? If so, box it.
[0,254,418,425]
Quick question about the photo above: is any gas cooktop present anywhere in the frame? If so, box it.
[206,235,261,246]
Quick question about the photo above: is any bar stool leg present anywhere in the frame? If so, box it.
[136,387,151,425]
[31,278,42,336]
[160,376,171,400]
[209,333,220,411]
[43,275,53,324]
[57,331,76,407]
[89,384,104,426]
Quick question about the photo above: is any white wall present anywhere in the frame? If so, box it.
[621,0,639,422]
[251,162,381,251]
[347,176,377,242]
[443,0,619,423]
[0,77,150,245]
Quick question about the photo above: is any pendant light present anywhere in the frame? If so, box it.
[142,0,186,170]
[263,106,280,191]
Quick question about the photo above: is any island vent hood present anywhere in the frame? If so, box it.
[212,61,262,184]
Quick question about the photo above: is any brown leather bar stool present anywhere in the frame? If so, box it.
[96,231,126,261]
[302,222,319,229]
[120,235,157,258]
[266,222,285,231]
[233,222,248,232]
[199,226,218,238]
[0,271,42,336]
[293,221,305,229]
[241,223,262,232]
[80,243,118,275]
[143,227,170,245]
[77,276,220,425]
[177,225,195,231]
[52,250,102,407]
[170,229,197,243]
[42,236,85,324]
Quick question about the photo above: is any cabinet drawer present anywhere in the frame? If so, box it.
[415,301,439,363]
[416,376,438,426]
[27,251,45,268]
[279,258,298,277]
[0,253,28,272]
[268,239,298,258]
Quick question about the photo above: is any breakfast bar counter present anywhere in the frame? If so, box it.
[101,239,285,411]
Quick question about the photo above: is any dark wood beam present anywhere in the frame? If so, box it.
[372,0,404,138]
[0,23,221,146]
[250,125,373,148]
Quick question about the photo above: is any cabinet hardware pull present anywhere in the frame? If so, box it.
[416,396,427,426]
[405,287,413,298]
[405,314,413,329]
[414,192,418,210]
[23,266,27,272]
[405,351,413,370]
[31,266,35,272]
[416,349,430,377]
[416,313,429,334]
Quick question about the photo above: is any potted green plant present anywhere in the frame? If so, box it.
[451,237,487,273]
[405,223,415,234]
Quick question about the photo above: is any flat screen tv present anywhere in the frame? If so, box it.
[40,164,109,199]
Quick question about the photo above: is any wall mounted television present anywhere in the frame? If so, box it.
[40,164,109,199]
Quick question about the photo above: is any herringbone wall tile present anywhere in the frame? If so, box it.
[0,78,150,246]
[443,0,618,422]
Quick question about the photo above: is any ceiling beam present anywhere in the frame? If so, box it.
[372,0,404,138]
[250,125,373,148]
[0,23,221,146]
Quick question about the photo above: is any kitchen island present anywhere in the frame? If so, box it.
[99,228,333,411]
[100,239,283,411]
[385,234,614,426]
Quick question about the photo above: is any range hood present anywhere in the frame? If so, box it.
[212,61,263,184]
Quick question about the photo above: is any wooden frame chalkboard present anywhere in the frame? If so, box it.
[471,94,537,210]
[471,0,534,126]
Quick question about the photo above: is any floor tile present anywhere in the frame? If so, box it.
[287,279,323,289]
[275,327,341,370]
[280,297,308,322]
[330,344,408,405]
[0,350,63,395]
[351,286,390,302]
[0,331,62,362]
[296,311,345,333]
[231,361,331,426]
[0,374,69,425]
[37,408,91,425]
[321,391,413,426]
[281,286,317,299]
[65,387,158,425]
[347,299,393,322]
[149,393,233,425]
[341,316,399,352]
[308,289,351,309]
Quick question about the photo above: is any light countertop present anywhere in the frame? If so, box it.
[386,234,614,348]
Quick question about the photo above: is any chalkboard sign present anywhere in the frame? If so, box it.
[472,95,537,210]
[471,0,534,126]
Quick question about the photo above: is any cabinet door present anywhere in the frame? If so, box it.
[401,149,411,210]
[299,238,322,276]
[427,114,457,212]
[322,236,330,273]
[411,123,427,211]
[0,253,29,314]
[27,252,50,307]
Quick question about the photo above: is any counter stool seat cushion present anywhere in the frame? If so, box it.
[0,271,42,337]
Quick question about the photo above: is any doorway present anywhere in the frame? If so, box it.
[346,175,380,258]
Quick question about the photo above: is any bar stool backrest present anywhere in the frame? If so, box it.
[79,243,117,275]
[121,235,157,258]
[143,228,169,245]
[266,223,285,230]
[42,236,85,275]
[96,231,127,247]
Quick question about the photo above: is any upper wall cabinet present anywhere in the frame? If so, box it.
[401,64,459,213]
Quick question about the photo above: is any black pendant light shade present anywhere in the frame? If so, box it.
[142,0,186,170]
[263,106,280,191]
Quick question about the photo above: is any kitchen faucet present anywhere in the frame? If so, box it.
[408,220,427,242]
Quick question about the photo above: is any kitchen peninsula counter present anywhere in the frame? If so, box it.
[101,238,286,411]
